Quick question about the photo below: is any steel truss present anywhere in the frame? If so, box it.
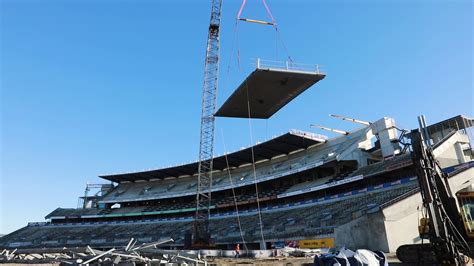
[194,0,223,247]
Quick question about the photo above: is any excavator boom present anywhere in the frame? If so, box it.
[396,115,471,265]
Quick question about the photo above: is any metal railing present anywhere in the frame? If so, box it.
[254,58,323,74]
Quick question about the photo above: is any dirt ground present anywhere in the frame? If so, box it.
[0,253,404,265]
[208,256,315,266]
[207,254,402,266]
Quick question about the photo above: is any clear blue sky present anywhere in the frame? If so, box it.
[1,0,472,234]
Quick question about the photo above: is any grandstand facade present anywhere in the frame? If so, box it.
[1,115,473,253]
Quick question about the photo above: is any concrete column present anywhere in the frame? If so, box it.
[371,117,401,158]
[455,142,467,163]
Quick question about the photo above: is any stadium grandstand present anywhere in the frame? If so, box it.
[0,115,473,254]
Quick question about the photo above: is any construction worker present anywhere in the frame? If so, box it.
[234,243,240,258]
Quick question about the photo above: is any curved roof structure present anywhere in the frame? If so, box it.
[100,130,327,183]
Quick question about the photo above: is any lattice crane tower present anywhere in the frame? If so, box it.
[193,0,223,246]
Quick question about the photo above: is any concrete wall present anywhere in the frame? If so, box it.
[330,131,474,253]
[371,168,472,253]
[333,192,422,253]
[448,167,474,209]
[334,211,389,252]
[448,167,474,193]
[371,117,401,158]
[382,192,424,252]
[433,132,471,168]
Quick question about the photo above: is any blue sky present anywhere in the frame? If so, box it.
[1,0,472,234]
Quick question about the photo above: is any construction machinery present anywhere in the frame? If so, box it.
[193,0,223,248]
[396,115,473,265]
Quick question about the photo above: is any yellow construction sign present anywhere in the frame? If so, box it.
[298,238,335,249]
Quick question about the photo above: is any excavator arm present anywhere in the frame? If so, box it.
[396,115,471,265]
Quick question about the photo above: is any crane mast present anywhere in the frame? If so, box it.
[193,0,223,246]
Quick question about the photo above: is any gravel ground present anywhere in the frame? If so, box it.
[206,253,403,265]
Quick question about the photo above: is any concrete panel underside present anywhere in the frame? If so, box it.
[215,69,325,119]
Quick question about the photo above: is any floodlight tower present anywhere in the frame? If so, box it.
[193,0,223,247]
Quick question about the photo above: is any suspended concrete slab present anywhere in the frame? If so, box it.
[215,61,325,119]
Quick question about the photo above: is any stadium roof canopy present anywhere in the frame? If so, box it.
[426,115,474,135]
[215,62,325,119]
[99,130,327,183]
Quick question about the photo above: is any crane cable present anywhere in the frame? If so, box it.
[234,0,293,63]
[237,0,275,25]
[220,129,249,253]
[224,0,295,247]
[245,80,266,246]
[274,26,293,62]
[227,19,241,74]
